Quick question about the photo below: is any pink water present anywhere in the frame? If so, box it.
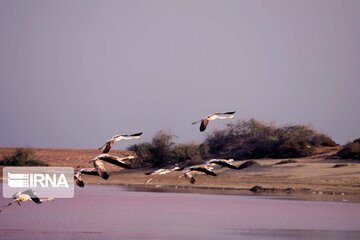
[1,185,359,239]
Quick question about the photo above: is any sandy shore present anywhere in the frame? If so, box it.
[1,147,359,200]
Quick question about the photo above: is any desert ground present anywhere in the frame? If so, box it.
[1,146,360,201]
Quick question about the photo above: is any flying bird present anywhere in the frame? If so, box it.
[88,154,135,181]
[93,154,134,169]
[179,164,217,184]
[192,111,235,132]
[89,158,110,180]
[207,159,238,170]
[182,171,197,184]
[74,168,99,188]
[144,166,184,185]
[98,132,143,153]
[0,189,54,212]
[186,165,217,176]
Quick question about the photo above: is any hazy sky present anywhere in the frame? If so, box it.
[0,0,359,150]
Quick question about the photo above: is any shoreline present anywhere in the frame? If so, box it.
[1,177,359,203]
[75,181,360,203]
[1,147,359,203]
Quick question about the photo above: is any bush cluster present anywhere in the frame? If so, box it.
[128,130,204,167]
[0,148,49,166]
[337,139,360,160]
[205,119,337,159]
[128,119,338,164]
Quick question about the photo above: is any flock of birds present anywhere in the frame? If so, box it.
[75,111,237,187]
[1,111,238,211]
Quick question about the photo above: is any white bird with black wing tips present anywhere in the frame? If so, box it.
[93,154,134,169]
[88,154,135,181]
[192,111,235,132]
[179,164,217,184]
[144,166,184,185]
[89,157,110,180]
[98,132,143,153]
[0,189,54,212]
[207,159,238,170]
[74,168,99,188]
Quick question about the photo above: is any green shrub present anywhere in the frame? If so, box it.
[337,141,360,160]
[310,133,337,147]
[128,130,175,167]
[205,119,279,159]
[199,143,210,159]
[0,148,49,166]
[128,130,202,167]
[273,125,316,158]
[172,143,200,162]
[205,119,336,159]
[149,130,175,166]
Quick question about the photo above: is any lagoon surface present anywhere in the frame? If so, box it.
[1,185,359,240]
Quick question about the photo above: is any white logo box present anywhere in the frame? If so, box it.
[3,167,74,198]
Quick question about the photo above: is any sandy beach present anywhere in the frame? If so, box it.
[1,147,359,202]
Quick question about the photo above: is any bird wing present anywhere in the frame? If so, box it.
[93,160,109,180]
[144,168,176,184]
[145,177,154,185]
[189,166,217,176]
[209,160,238,169]
[113,132,143,141]
[102,141,113,153]
[99,155,132,169]
[184,171,196,184]
[130,132,143,137]
[144,168,165,175]
[144,169,170,185]
[74,168,98,177]
[74,168,99,187]
[40,197,55,203]
[116,132,143,137]
[74,169,82,178]
[172,166,185,171]
[158,169,172,175]
[200,119,209,132]
[21,189,41,204]
[80,168,99,176]
[120,155,135,161]
[74,175,85,188]
[192,119,202,125]
[213,111,236,115]
[210,112,235,121]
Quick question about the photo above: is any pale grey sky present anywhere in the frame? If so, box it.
[0,0,359,149]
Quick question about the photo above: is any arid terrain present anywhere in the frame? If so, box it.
[1,147,360,201]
